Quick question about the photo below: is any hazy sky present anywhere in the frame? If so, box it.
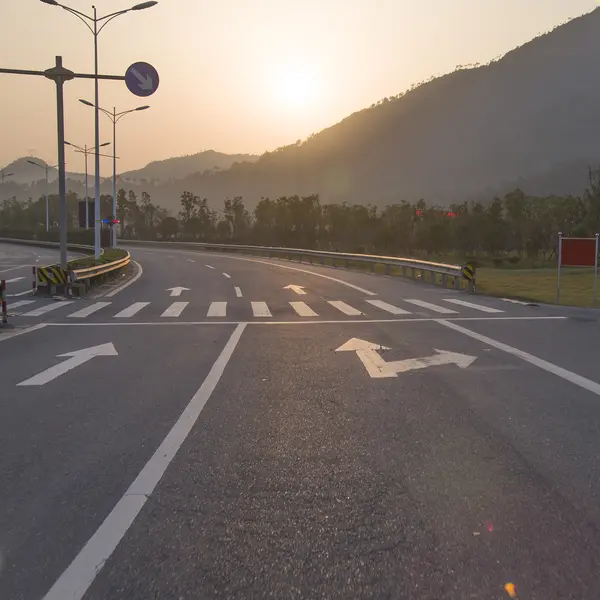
[0,0,595,173]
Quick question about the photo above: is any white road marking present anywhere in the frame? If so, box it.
[104,261,143,298]
[0,265,29,274]
[166,286,190,297]
[502,298,532,305]
[207,301,227,317]
[443,298,504,313]
[187,259,196,263]
[223,272,231,279]
[234,286,243,297]
[438,319,600,397]
[284,284,306,295]
[67,302,112,318]
[113,302,149,318]
[7,300,36,310]
[290,301,318,317]
[0,323,48,342]
[21,301,74,317]
[161,302,189,317]
[328,300,363,316]
[365,299,411,315]
[205,265,215,269]
[41,324,247,600]
[5,276,26,283]
[251,301,272,317]
[404,299,458,314]
[8,289,35,297]
[17,343,118,386]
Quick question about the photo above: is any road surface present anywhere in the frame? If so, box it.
[2,241,600,600]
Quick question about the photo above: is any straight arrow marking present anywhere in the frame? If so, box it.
[166,287,190,297]
[17,343,118,386]
[283,285,307,295]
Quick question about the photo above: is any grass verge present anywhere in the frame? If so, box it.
[66,248,128,270]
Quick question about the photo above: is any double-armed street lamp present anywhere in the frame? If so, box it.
[27,160,58,231]
[79,100,150,247]
[40,0,158,257]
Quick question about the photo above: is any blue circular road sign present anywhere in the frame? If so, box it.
[125,62,159,97]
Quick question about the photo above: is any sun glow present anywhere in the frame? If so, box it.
[274,67,320,112]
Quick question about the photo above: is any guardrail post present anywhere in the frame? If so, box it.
[441,274,447,288]
[32,266,37,295]
[1,280,7,324]
[371,262,375,273]
[454,276,461,290]
[385,263,390,275]
[402,266,407,278]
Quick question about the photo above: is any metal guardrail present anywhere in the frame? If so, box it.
[71,252,131,281]
[120,239,475,292]
[0,237,95,254]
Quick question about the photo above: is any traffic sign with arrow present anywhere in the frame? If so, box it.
[166,286,190,297]
[125,61,159,97]
[283,285,307,295]
[335,338,477,378]
[17,343,118,386]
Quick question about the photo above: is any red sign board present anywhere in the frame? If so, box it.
[560,237,597,267]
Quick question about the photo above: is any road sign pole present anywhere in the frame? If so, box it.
[112,107,117,249]
[594,233,599,306]
[93,8,101,260]
[557,232,562,305]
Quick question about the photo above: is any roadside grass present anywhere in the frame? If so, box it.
[477,267,598,307]
[66,248,128,270]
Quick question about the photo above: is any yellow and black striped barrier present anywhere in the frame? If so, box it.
[37,265,69,286]
[461,263,476,292]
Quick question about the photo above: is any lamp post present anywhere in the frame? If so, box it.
[27,160,58,231]
[64,141,110,230]
[79,99,149,247]
[40,0,158,258]
[0,170,14,185]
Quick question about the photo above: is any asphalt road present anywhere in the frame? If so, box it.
[2,241,600,599]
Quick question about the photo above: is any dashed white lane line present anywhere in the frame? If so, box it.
[223,272,231,279]
[290,301,318,317]
[251,302,272,317]
[207,301,227,317]
[113,302,149,318]
[5,276,26,283]
[41,323,247,600]
[7,300,36,310]
[8,289,35,297]
[187,259,196,263]
[234,287,243,298]
[205,265,215,269]
[443,298,504,313]
[404,299,458,314]
[68,302,112,318]
[21,302,74,317]
[327,300,363,316]
[161,302,189,318]
[365,299,411,315]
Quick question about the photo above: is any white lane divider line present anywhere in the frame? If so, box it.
[5,276,26,283]
[7,300,36,310]
[21,302,74,317]
[365,299,411,315]
[403,299,458,314]
[223,273,231,279]
[234,286,243,298]
[290,301,318,317]
[41,323,247,600]
[68,302,112,319]
[161,302,189,318]
[443,298,504,313]
[113,302,150,318]
[187,259,196,263]
[104,261,143,298]
[205,265,215,269]
[207,302,227,317]
[327,301,363,316]
[8,289,36,297]
[251,302,272,317]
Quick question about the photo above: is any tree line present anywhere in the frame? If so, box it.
[2,167,600,262]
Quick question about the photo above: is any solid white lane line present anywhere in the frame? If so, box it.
[205,265,215,269]
[251,302,272,317]
[207,302,227,317]
[365,299,411,315]
[7,300,36,310]
[0,323,48,342]
[161,302,189,317]
[327,300,363,316]
[234,286,243,298]
[5,276,26,283]
[21,302,74,317]
[443,298,504,313]
[223,273,231,279]
[403,299,458,314]
[0,265,29,274]
[187,259,196,263]
[41,323,247,600]
[104,261,143,298]
[8,289,35,297]
[438,319,600,397]
[67,302,112,318]
[113,302,149,318]
[290,301,318,317]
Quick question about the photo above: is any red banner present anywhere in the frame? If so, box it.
[561,237,597,267]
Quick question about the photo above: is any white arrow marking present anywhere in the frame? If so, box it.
[166,286,190,297]
[335,338,477,378]
[283,285,307,295]
[131,68,153,91]
[17,343,118,386]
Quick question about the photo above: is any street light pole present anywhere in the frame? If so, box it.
[0,170,14,185]
[80,99,150,247]
[39,0,158,257]
[27,160,58,232]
